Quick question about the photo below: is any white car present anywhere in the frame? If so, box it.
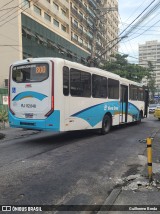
[149,104,157,114]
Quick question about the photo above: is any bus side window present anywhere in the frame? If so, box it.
[108,78,119,99]
[63,66,69,96]
[130,85,138,100]
[92,74,107,98]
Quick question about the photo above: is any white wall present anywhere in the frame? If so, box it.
[0,0,22,88]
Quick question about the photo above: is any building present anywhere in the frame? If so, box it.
[103,0,119,60]
[0,0,119,88]
[139,40,160,89]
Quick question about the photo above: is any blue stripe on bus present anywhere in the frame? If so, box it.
[71,101,140,127]
[12,91,47,101]
[9,110,60,131]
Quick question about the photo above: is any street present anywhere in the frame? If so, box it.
[0,115,160,212]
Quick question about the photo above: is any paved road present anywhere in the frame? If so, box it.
[0,115,159,209]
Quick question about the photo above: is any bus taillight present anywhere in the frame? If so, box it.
[9,65,15,115]
[45,61,54,117]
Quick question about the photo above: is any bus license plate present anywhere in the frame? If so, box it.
[25,113,33,118]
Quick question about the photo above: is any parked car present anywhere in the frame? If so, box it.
[149,104,157,114]
[154,105,160,120]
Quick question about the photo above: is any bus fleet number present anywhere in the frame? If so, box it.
[36,66,46,74]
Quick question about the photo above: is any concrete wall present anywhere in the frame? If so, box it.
[0,0,22,87]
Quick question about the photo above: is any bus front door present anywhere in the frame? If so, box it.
[120,85,128,123]
[144,87,149,117]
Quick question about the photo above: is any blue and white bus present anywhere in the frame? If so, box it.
[9,58,149,134]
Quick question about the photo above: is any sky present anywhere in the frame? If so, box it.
[118,0,160,63]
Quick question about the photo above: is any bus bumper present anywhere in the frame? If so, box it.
[9,110,60,131]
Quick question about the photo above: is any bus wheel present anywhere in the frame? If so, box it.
[101,115,111,135]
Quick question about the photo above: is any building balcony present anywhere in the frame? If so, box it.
[72,0,88,14]
[88,0,97,10]
[71,7,89,28]
[71,36,83,47]
[71,23,83,35]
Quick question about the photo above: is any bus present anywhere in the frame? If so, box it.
[9,57,149,134]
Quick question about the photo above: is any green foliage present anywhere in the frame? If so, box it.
[146,61,156,100]
[0,109,8,129]
[101,54,148,82]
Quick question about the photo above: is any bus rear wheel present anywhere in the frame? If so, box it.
[101,115,111,135]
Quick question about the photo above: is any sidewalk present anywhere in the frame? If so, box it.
[99,132,160,214]
[0,125,40,142]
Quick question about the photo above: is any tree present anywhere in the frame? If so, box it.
[101,54,148,82]
[146,61,156,101]
[0,109,8,129]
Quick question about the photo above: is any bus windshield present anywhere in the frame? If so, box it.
[12,63,49,83]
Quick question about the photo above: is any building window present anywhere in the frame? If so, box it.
[44,12,51,22]
[74,6,78,11]
[53,2,59,10]
[61,9,66,16]
[79,38,83,44]
[73,34,78,41]
[79,11,83,17]
[79,25,83,31]
[34,5,41,16]
[36,34,47,46]
[22,27,35,40]
[84,3,87,8]
[61,25,66,32]
[53,19,59,27]
[74,20,78,27]
[22,0,30,8]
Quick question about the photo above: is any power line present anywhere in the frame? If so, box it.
[123,17,160,43]
[119,0,156,36]
[0,1,21,21]
[0,0,15,10]
[119,12,138,59]
[0,6,17,12]
[123,0,150,23]
[0,1,28,25]
[0,0,39,27]
[128,3,160,38]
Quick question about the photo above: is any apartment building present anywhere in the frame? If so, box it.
[0,0,119,88]
[103,0,119,59]
[139,40,160,89]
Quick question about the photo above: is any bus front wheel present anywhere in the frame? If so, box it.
[101,115,111,135]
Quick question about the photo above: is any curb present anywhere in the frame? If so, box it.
[98,188,121,214]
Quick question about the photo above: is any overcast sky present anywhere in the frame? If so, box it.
[118,0,160,63]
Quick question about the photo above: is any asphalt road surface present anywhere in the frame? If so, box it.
[0,115,159,211]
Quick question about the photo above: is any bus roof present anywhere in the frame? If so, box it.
[11,57,145,87]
